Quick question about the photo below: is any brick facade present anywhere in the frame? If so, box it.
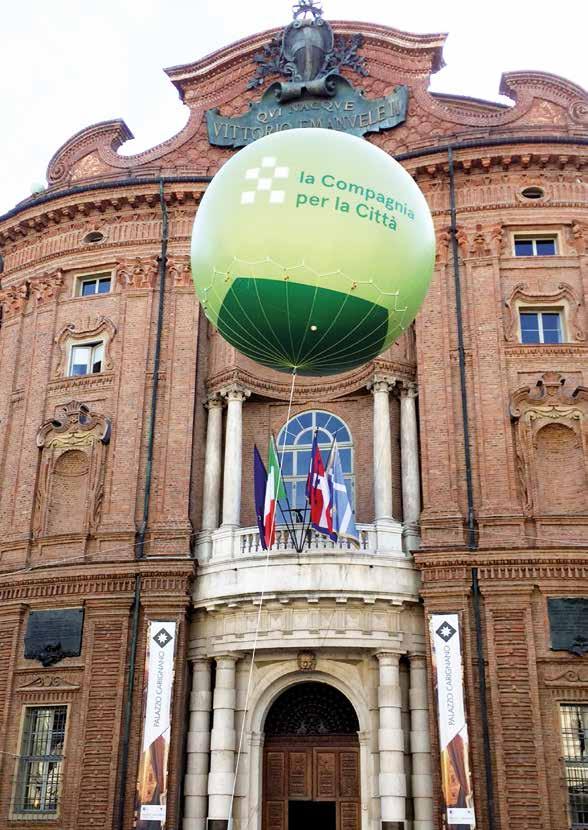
[0,13,587,830]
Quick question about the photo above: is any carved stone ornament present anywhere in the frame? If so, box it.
[116,256,159,289]
[297,650,317,672]
[510,373,588,516]
[247,2,367,95]
[30,269,64,305]
[54,315,116,378]
[168,257,193,287]
[504,282,585,342]
[33,401,111,538]
[0,282,29,318]
[17,674,81,692]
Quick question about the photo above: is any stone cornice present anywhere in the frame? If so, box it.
[206,358,415,402]
[0,561,194,604]
[0,184,204,252]
[415,550,588,585]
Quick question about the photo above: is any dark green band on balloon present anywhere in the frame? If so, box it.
[217,277,389,376]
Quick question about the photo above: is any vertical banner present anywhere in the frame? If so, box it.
[429,613,476,828]
[134,621,177,829]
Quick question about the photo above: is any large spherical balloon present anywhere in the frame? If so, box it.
[191,128,434,376]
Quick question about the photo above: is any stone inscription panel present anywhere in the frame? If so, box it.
[548,597,588,655]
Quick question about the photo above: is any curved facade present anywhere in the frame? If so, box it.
[0,10,587,830]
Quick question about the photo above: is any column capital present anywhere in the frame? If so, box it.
[374,650,404,665]
[408,652,427,666]
[399,380,418,399]
[214,653,240,666]
[205,394,224,410]
[189,655,213,667]
[219,382,251,403]
[367,374,398,395]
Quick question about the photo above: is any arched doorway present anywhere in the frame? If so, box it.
[262,682,361,830]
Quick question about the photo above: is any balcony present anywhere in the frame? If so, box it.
[193,521,420,610]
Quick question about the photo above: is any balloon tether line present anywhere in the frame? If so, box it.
[226,366,297,828]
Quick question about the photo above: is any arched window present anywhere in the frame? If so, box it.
[276,410,354,513]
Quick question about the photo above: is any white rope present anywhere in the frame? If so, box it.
[226,367,298,827]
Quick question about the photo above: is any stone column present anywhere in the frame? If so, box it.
[369,377,395,522]
[198,396,224,562]
[400,382,421,552]
[220,385,250,529]
[409,654,433,830]
[208,655,238,830]
[377,652,406,830]
[184,658,213,830]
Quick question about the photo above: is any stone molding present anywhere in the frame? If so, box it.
[54,315,117,377]
[504,282,584,342]
[509,372,588,516]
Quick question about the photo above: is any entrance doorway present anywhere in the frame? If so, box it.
[262,682,361,830]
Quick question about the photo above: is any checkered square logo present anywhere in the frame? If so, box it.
[240,156,290,205]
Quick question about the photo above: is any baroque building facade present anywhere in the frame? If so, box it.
[0,10,587,830]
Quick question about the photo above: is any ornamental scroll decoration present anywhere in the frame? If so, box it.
[33,400,111,538]
[510,373,588,516]
[504,282,585,342]
[54,316,116,378]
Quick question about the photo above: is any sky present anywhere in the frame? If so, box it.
[1,0,586,215]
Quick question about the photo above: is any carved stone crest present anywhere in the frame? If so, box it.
[248,2,367,97]
[297,650,316,671]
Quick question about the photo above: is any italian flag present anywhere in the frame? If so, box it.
[264,435,286,548]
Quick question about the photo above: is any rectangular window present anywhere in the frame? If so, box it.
[69,342,104,376]
[514,235,557,256]
[519,310,563,344]
[560,704,588,828]
[76,273,111,297]
[14,706,67,816]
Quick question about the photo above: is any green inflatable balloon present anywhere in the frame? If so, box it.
[191,128,435,376]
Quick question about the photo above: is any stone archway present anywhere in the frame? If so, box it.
[262,682,361,830]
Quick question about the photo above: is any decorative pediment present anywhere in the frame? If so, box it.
[510,372,588,421]
[37,400,111,449]
[505,282,584,342]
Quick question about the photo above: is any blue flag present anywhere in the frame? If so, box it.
[326,440,359,547]
[253,445,268,550]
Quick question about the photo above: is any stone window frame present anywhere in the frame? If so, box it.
[512,233,559,257]
[508,226,563,256]
[73,269,113,299]
[504,282,584,344]
[54,317,116,379]
[10,703,70,821]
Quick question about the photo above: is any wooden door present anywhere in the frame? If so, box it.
[263,740,360,830]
